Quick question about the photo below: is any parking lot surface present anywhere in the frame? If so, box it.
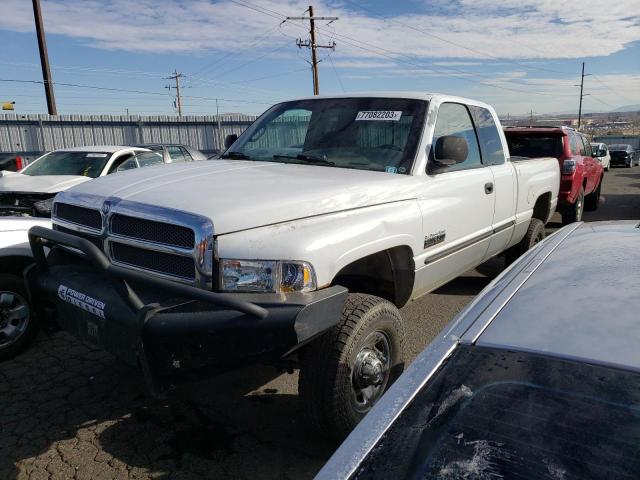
[2,168,638,480]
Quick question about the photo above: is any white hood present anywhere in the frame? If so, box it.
[57,161,422,235]
[0,173,92,194]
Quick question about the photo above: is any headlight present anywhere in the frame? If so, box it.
[221,259,316,293]
[33,197,54,215]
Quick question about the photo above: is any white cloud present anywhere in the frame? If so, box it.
[0,0,638,61]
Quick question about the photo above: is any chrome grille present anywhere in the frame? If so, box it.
[110,242,196,280]
[55,203,101,230]
[110,214,195,248]
[51,196,212,287]
[55,225,104,250]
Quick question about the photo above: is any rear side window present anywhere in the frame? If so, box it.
[430,103,482,172]
[468,106,504,165]
[353,346,640,480]
[569,131,584,156]
[180,147,193,161]
[136,151,165,168]
[167,146,186,163]
[580,135,592,156]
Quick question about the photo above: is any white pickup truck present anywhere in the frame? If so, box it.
[17,92,559,438]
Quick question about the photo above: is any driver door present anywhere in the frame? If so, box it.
[414,102,495,295]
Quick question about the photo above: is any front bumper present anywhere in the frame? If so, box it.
[26,226,347,394]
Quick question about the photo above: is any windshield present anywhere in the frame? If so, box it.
[22,151,112,178]
[505,133,564,159]
[354,346,640,479]
[223,97,428,174]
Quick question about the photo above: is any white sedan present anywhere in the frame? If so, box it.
[0,146,164,217]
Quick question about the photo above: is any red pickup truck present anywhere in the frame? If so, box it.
[504,127,603,224]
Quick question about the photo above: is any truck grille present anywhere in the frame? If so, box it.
[52,199,210,286]
[110,242,196,280]
[110,214,195,248]
[55,203,102,230]
[55,225,104,250]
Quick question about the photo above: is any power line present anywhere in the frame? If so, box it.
[340,0,577,77]
[0,79,274,105]
[227,0,577,98]
[192,23,281,77]
[327,52,345,92]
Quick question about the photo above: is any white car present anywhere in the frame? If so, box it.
[591,142,611,171]
[0,145,156,217]
[22,92,560,437]
[0,217,51,360]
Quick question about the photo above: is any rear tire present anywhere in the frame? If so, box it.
[585,181,602,211]
[505,218,545,265]
[298,293,405,441]
[0,274,36,361]
[561,187,584,225]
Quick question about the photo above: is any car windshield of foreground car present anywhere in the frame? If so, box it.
[353,345,640,480]
[222,97,428,174]
[22,151,112,178]
[506,134,564,159]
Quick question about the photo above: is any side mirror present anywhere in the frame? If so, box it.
[224,134,238,149]
[434,135,468,167]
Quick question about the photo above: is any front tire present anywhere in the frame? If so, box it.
[562,187,584,225]
[505,218,545,265]
[0,274,36,361]
[298,293,406,441]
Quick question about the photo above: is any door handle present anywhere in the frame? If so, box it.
[484,182,494,194]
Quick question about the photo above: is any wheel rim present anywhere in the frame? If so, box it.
[351,331,391,414]
[0,291,30,349]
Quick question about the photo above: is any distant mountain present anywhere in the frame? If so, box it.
[612,104,640,112]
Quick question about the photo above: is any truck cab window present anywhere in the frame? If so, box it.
[469,106,505,165]
[430,103,482,172]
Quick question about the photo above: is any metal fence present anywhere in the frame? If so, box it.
[0,114,258,154]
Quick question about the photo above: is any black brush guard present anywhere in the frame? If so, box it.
[26,226,347,394]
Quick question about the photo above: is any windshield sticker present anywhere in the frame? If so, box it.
[58,284,106,319]
[385,166,398,173]
[356,111,402,121]
[86,153,108,158]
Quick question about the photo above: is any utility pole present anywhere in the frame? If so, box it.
[32,0,57,115]
[576,62,591,130]
[165,70,184,116]
[529,110,534,127]
[287,6,338,95]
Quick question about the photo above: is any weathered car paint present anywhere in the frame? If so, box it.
[316,221,640,479]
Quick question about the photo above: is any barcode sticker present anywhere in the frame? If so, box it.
[86,153,108,158]
[355,111,402,121]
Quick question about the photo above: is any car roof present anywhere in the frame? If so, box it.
[460,221,640,372]
[504,126,569,135]
[317,221,640,480]
[283,91,495,110]
[55,145,147,153]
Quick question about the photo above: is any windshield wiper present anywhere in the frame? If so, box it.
[272,153,335,166]
[221,151,252,160]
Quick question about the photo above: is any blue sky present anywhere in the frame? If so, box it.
[0,0,638,117]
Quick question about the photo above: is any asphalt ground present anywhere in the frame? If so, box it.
[2,167,638,480]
